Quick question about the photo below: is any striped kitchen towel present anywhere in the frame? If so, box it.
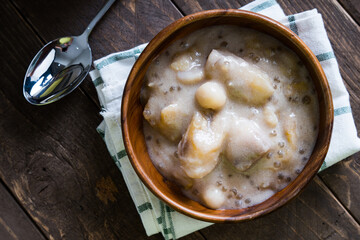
[89,0,360,239]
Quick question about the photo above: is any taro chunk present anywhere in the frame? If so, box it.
[178,112,225,178]
[177,69,204,84]
[171,49,204,84]
[202,186,226,209]
[225,118,271,171]
[170,53,192,72]
[195,81,227,110]
[159,103,189,142]
[205,50,274,105]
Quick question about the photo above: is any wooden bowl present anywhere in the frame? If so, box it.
[121,9,333,222]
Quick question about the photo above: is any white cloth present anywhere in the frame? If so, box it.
[89,0,360,239]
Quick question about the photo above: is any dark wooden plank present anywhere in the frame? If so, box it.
[171,0,243,13]
[0,182,46,240]
[320,156,360,223]
[5,0,359,239]
[337,0,360,25]
[200,176,360,240]
[11,0,184,57]
[9,0,105,108]
[0,0,199,239]
[0,2,145,239]
[0,87,164,240]
[10,0,185,107]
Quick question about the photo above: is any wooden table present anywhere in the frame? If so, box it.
[1,0,359,239]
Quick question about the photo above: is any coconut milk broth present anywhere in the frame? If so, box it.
[141,25,319,209]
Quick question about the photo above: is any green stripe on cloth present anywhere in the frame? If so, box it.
[250,0,277,12]
[92,76,104,87]
[320,161,327,171]
[316,52,335,62]
[157,217,162,224]
[114,160,121,169]
[334,106,351,116]
[164,228,175,235]
[160,201,169,240]
[111,155,122,168]
[96,128,105,139]
[96,45,146,70]
[117,149,127,159]
[288,15,298,35]
[165,206,176,239]
[137,202,153,213]
[96,52,135,70]
[134,47,142,55]
[110,150,127,168]
[165,205,175,212]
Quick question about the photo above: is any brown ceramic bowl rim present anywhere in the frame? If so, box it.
[122,9,334,222]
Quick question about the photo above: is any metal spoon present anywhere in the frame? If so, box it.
[23,0,115,105]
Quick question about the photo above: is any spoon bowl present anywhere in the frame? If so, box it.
[23,0,115,105]
[24,35,91,105]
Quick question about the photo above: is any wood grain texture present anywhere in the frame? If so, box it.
[338,0,360,24]
[10,0,107,107]
[1,0,359,239]
[0,183,46,240]
[0,0,191,239]
[0,2,140,239]
[320,156,360,223]
[11,0,183,108]
[200,176,360,239]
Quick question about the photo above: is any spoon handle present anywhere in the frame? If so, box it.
[81,0,116,38]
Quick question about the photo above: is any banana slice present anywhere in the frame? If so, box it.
[283,113,297,149]
[263,105,278,128]
[144,101,190,142]
[284,80,310,100]
[178,112,225,178]
[205,50,274,105]
[171,48,204,84]
[158,103,190,142]
[225,118,271,171]
[171,54,192,72]
[177,69,204,84]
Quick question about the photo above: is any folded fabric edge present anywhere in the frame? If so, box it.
[96,118,162,236]
[94,43,148,71]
